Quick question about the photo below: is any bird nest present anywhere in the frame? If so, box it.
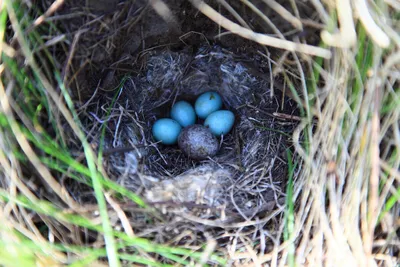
[76,43,298,232]
[50,0,311,256]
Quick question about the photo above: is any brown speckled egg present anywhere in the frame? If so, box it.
[178,125,219,160]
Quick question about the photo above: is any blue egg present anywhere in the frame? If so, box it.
[152,118,182,145]
[170,101,196,127]
[204,110,235,136]
[194,91,223,119]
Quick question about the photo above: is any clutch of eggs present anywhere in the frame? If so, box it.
[152,91,235,160]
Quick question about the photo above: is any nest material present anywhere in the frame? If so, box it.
[85,45,297,222]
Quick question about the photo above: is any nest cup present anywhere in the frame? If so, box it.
[96,44,297,216]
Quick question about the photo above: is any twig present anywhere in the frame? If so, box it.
[355,0,390,48]
[241,0,284,39]
[102,145,149,156]
[149,0,181,34]
[188,0,331,58]
[105,193,135,237]
[25,0,64,33]
[62,29,87,86]
[364,52,382,265]
[261,0,302,30]
[216,0,251,29]
[321,0,356,48]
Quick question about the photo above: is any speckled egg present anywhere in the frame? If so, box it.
[194,91,223,119]
[152,118,182,145]
[170,101,196,127]
[204,110,235,136]
[178,125,219,160]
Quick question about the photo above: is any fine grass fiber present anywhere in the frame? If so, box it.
[0,0,399,266]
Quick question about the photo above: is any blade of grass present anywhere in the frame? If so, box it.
[0,191,226,265]
[284,150,296,267]
[5,1,122,265]
[56,75,121,267]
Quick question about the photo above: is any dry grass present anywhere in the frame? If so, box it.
[0,0,399,266]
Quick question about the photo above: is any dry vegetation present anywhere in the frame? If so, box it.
[0,0,399,266]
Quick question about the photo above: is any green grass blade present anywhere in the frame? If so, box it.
[284,150,296,267]
[56,75,121,267]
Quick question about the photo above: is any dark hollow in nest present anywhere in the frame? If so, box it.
[82,44,299,220]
